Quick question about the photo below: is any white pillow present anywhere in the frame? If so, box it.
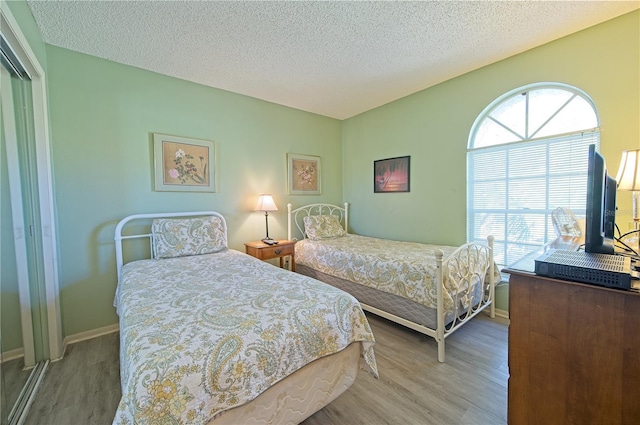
[303,215,346,240]
[152,216,227,259]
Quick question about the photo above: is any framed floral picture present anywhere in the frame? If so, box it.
[287,153,321,195]
[153,133,216,192]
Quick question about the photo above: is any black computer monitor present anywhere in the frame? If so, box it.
[584,144,616,254]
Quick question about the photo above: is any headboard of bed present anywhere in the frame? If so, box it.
[287,203,349,240]
[114,211,226,282]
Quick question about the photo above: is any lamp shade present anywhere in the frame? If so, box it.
[616,149,640,191]
[255,194,278,212]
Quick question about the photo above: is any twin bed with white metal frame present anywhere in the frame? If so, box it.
[113,211,377,425]
[288,203,496,363]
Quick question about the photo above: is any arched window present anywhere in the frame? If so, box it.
[467,83,600,267]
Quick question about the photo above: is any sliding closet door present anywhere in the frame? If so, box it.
[1,54,44,425]
[1,5,62,366]
[1,95,34,424]
[0,83,10,425]
[1,5,62,422]
[3,62,50,359]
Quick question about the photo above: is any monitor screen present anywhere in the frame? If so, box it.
[584,144,615,254]
[604,175,617,239]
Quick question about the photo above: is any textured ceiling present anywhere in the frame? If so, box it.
[26,1,639,119]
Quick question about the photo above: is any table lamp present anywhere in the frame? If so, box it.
[255,194,278,242]
[616,149,640,230]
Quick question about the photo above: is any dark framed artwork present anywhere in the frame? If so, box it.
[374,155,410,193]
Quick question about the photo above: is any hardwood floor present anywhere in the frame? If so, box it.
[303,313,508,425]
[24,333,120,425]
[3,357,32,415]
[24,313,508,425]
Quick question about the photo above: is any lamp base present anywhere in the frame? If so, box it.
[262,212,277,245]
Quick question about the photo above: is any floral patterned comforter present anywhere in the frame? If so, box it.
[295,234,496,312]
[113,249,377,425]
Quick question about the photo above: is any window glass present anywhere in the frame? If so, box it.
[474,118,520,148]
[528,89,573,135]
[535,97,598,138]
[490,94,526,138]
[467,84,599,267]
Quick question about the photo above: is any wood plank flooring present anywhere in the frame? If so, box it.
[24,313,508,425]
[24,333,120,425]
[3,357,33,415]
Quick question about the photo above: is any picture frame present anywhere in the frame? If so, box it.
[374,155,410,193]
[153,133,216,192]
[287,153,321,195]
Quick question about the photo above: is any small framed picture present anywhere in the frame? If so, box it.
[374,155,410,193]
[287,153,321,195]
[153,133,216,192]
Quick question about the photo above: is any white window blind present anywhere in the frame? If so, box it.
[467,85,600,268]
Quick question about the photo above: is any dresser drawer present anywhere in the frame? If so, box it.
[255,243,293,260]
[244,240,296,263]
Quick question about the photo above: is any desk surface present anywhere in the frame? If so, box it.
[503,236,583,274]
[504,235,640,294]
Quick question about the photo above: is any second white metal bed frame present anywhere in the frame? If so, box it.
[287,202,495,362]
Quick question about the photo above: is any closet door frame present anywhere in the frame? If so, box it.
[1,5,62,361]
[1,66,36,367]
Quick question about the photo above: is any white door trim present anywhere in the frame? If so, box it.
[1,3,63,360]
[1,66,36,367]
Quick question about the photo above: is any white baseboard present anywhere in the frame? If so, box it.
[2,324,120,364]
[1,347,24,363]
[494,308,509,320]
[487,308,510,325]
[62,323,119,354]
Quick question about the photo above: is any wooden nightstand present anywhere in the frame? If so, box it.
[244,240,296,271]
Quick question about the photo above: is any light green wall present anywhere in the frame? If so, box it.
[45,46,343,336]
[343,11,639,311]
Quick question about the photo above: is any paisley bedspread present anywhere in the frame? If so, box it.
[113,249,377,425]
[295,234,496,312]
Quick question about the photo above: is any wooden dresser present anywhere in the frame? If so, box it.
[506,265,640,425]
